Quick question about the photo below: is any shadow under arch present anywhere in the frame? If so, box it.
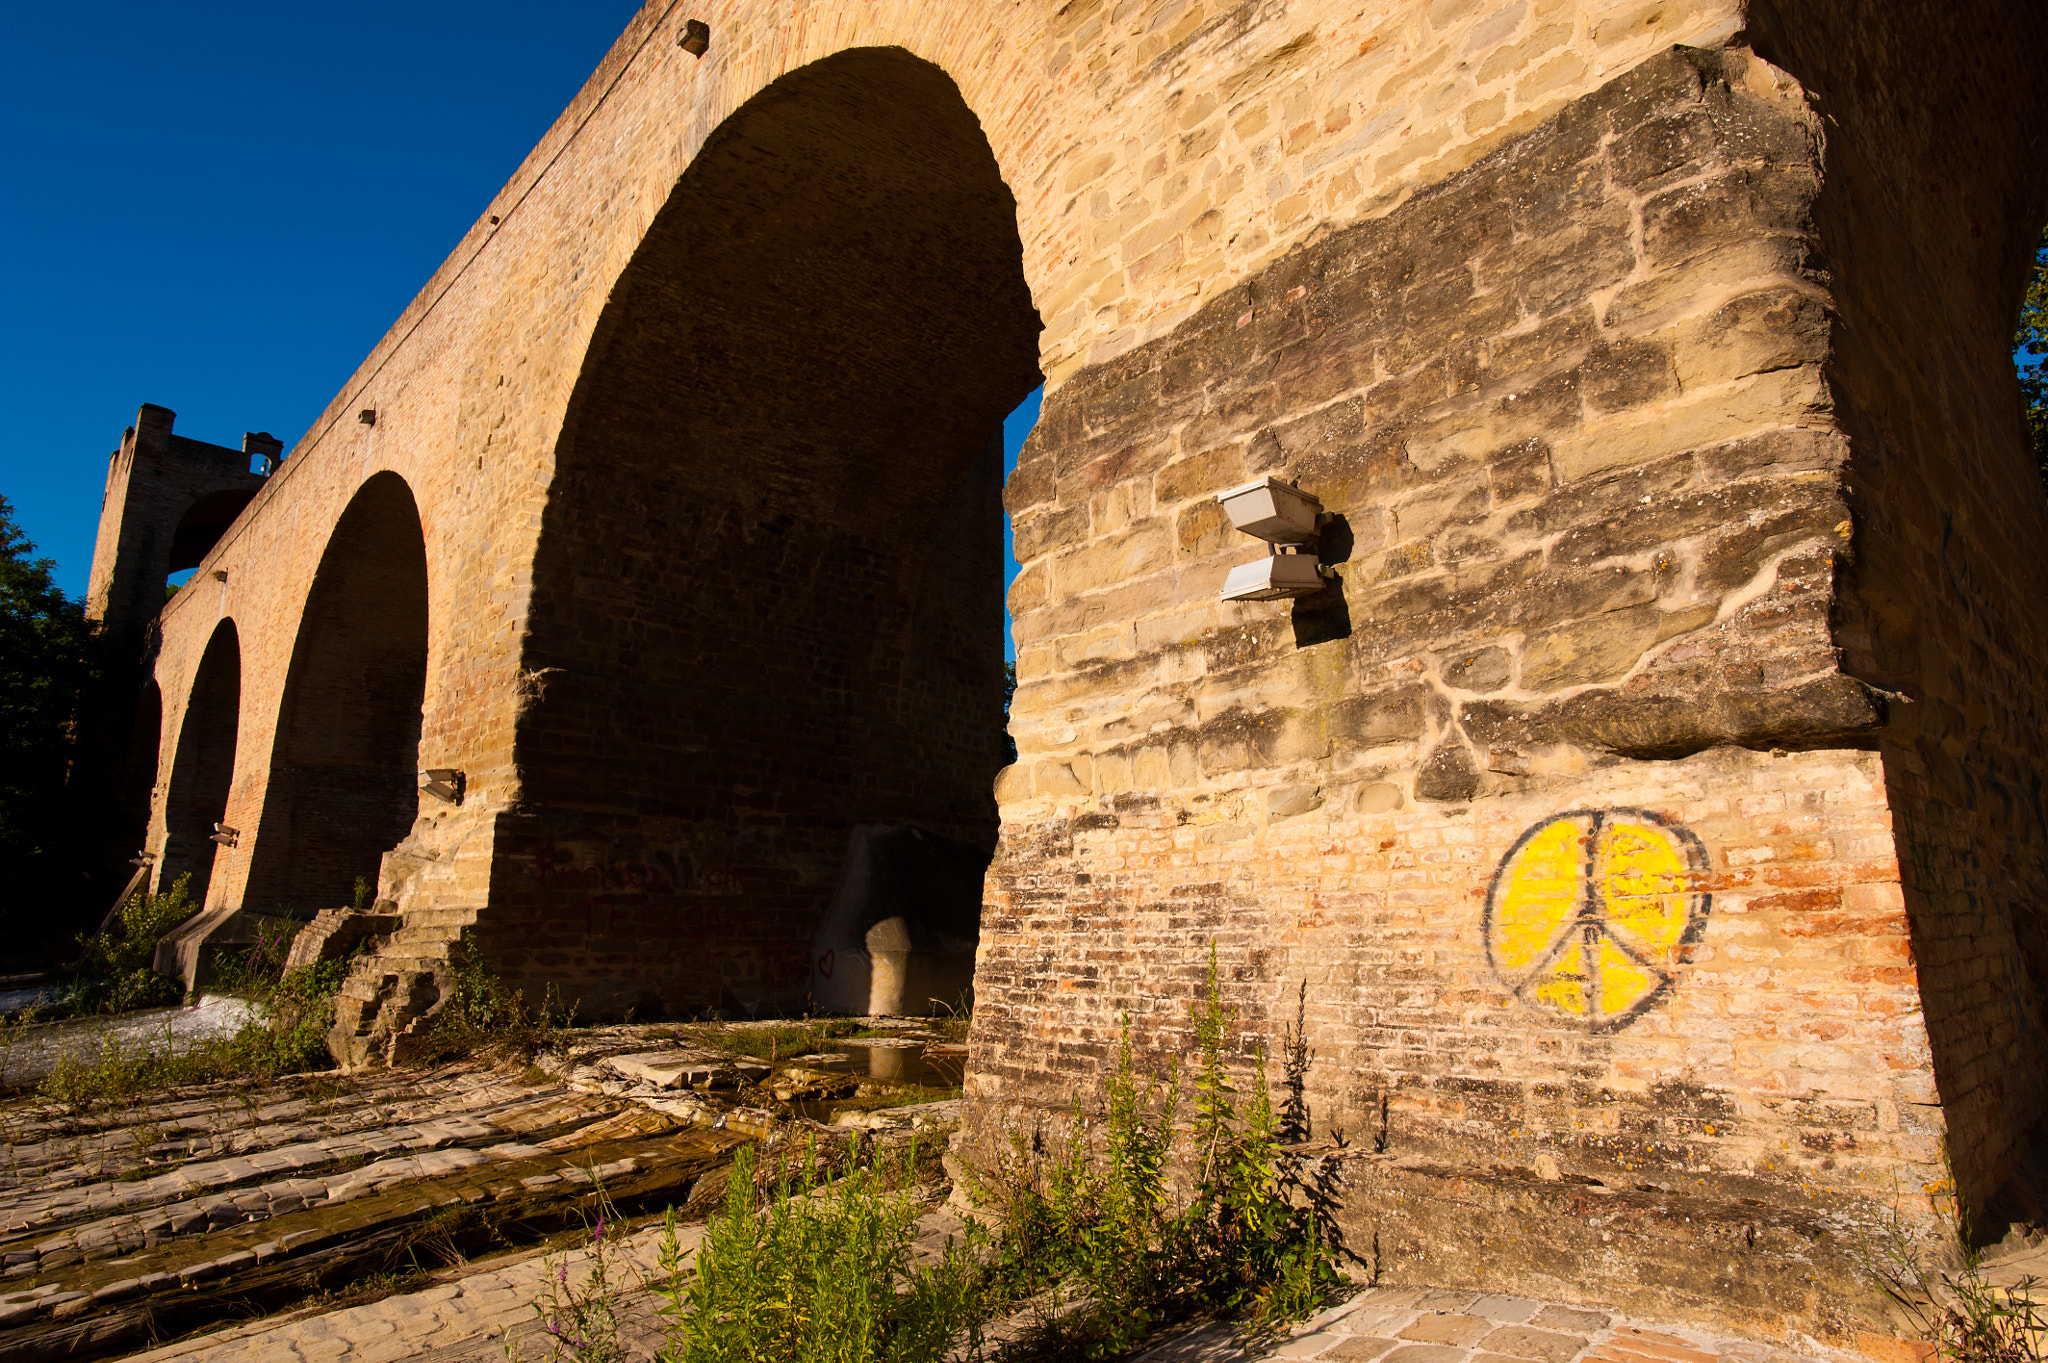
[505,45,1044,1017]
[243,472,429,917]
[169,489,258,576]
[113,680,164,877]
[159,622,241,905]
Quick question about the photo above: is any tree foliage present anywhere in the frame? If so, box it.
[2021,224,2048,482]
[0,496,98,958]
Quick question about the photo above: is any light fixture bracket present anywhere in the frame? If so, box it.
[420,768,466,805]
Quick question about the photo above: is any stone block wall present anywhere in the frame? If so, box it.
[964,45,1967,1338]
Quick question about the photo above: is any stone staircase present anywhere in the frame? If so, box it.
[320,904,476,1068]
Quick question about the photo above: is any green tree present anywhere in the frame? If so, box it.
[2020,223,2048,481]
[0,496,98,963]
[1002,660,1018,766]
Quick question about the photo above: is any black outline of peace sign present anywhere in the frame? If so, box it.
[1482,807,1712,1034]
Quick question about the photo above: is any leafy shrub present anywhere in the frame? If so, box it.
[423,930,577,1064]
[40,925,349,1106]
[61,873,196,1015]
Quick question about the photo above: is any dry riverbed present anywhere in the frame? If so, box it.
[0,1015,962,1362]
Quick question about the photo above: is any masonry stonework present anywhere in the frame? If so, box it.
[85,0,2046,1345]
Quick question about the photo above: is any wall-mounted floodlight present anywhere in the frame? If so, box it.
[420,769,465,805]
[1216,477,1331,602]
[1221,554,1327,601]
[1217,477,1322,544]
[210,823,240,848]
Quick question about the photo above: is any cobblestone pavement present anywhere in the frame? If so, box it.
[1144,1286,1847,1363]
[119,1250,1858,1363]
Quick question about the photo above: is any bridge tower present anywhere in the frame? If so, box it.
[73,404,275,918]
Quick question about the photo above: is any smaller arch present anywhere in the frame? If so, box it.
[159,622,242,904]
[167,490,258,575]
[243,472,429,916]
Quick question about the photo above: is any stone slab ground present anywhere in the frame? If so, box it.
[3,1012,2030,1361]
[0,1017,961,1362]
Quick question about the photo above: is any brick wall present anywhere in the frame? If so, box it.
[155,622,242,909]
[963,46,1959,1337]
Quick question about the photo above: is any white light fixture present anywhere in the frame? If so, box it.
[420,768,465,804]
[1215,477,1331,602]
[1216,477,1322,544]
[210,823,240,848]
[1221,554,1327,601]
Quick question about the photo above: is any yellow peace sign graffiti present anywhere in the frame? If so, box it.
[1484,809,1711,1032]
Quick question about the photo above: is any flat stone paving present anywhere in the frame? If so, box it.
[2,1014,1973,1362]
[0,1017,962,1361]
[1228,1288,1835,1363]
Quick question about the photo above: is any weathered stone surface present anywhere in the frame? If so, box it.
[1414,742,1481,803]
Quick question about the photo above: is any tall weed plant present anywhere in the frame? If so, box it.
[659,1141,985,1363]
[976,945,1340,1356]
[425,929,578,1064]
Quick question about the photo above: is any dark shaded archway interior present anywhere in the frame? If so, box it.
[113,681,163,876]
[242,472,429,917]
[1745,0,2048,1222]
[159,623,240,905]
[508,46,1044,1017]
[168,490,258,575]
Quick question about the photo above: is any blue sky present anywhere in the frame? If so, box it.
[0,1,1037,651]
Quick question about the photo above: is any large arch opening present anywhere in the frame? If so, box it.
[159,623,241,906]
[507,46,1043,1017]
[242,472,429,917]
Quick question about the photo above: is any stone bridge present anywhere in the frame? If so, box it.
[78,0,2046,1344]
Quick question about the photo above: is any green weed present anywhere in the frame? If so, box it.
[38,952,350,1107]
[423,930,579,1065]
[688,1018,866,1064]
[969,945,1340,1356]
[60,874,196,1016]
[658,1140,986,1363]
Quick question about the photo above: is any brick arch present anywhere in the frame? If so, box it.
[168,489,259,576]
[158,620,241,907]
[241,471,430,918]
[493,45,1043,1017]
